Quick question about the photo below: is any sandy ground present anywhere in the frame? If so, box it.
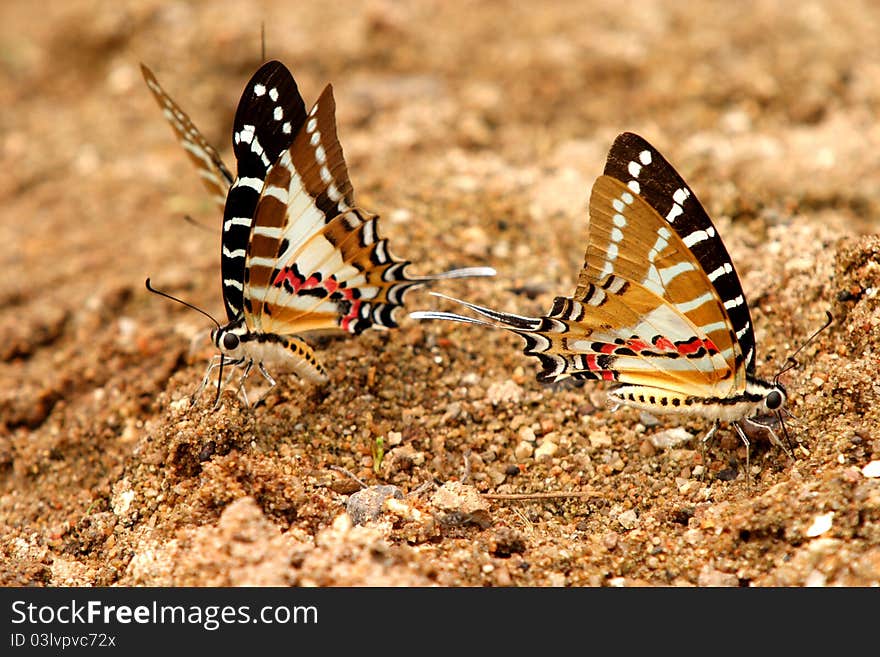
[1,0,879,587]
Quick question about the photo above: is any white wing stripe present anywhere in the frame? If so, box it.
[262,184,288,203]
[224,217,251,231]
[223,278,243,291]
[723,295,744,310]
[682,226,716,248]
[707,263,733,282]
[253,226,283,239]
[676,291,714,313]
[234,176,264,192]
[248,256,278,268]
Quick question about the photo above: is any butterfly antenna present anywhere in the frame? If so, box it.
[145,278,221,331]
[772,409,795,454]
[770,311,832,455]
[181,214,215,233]
[774,311,833,386]
[260,22,266,62]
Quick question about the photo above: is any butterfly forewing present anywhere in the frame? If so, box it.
[246,84,357,284]
[601,132,757,376]
[221,60,308,321]
[140,64,234,210]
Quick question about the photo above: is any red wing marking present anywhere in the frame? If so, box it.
[653,336,675,351]
[269,265,365,332]
[584,355,617,380]
[673,336,719,356]
[619,335,719,357]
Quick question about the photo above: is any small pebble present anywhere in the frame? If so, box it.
[515,441,534,461]
[431,483,483,514]
[617,509,639,530]
[602,531,619,550]
[486,380,523,405]
[805,512,834,538]
[650,427,693,449]
[697,565,738,587]
[588,430,611,448]
[346,485,404,525]
[534,440,558,461]
[639,412,660,427]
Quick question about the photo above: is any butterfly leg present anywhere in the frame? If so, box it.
[258,362,277,388]
[733,422,752,490]
[698,420,721,480]
[191,354,224,408]
[741,417,795,460]
[233,359,255,408]
[211,359,243,409]
[248,362,278,408]
[199,356,245,409]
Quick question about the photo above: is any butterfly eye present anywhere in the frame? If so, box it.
[222,332,240,351]
[765,389,783,410]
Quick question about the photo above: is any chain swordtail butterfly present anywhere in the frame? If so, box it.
[142,61,495,405]
[412,132,829,473]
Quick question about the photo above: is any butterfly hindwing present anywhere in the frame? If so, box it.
[425,271,734,399]
[538,281,733,393]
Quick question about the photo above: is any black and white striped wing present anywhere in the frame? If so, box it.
[221,60,308,321]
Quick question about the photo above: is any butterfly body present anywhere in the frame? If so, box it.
[210,316,328,384]
[143,61,494,404]
[411,132,791,462]
[606,380,783,423]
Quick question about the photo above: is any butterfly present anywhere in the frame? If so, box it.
[412,131,817,475]
[142,60,494,405]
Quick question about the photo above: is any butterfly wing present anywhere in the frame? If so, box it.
[601,132,757,378]
[242,85,494,337]
[221,60,308,321]
[140,64,234,210]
